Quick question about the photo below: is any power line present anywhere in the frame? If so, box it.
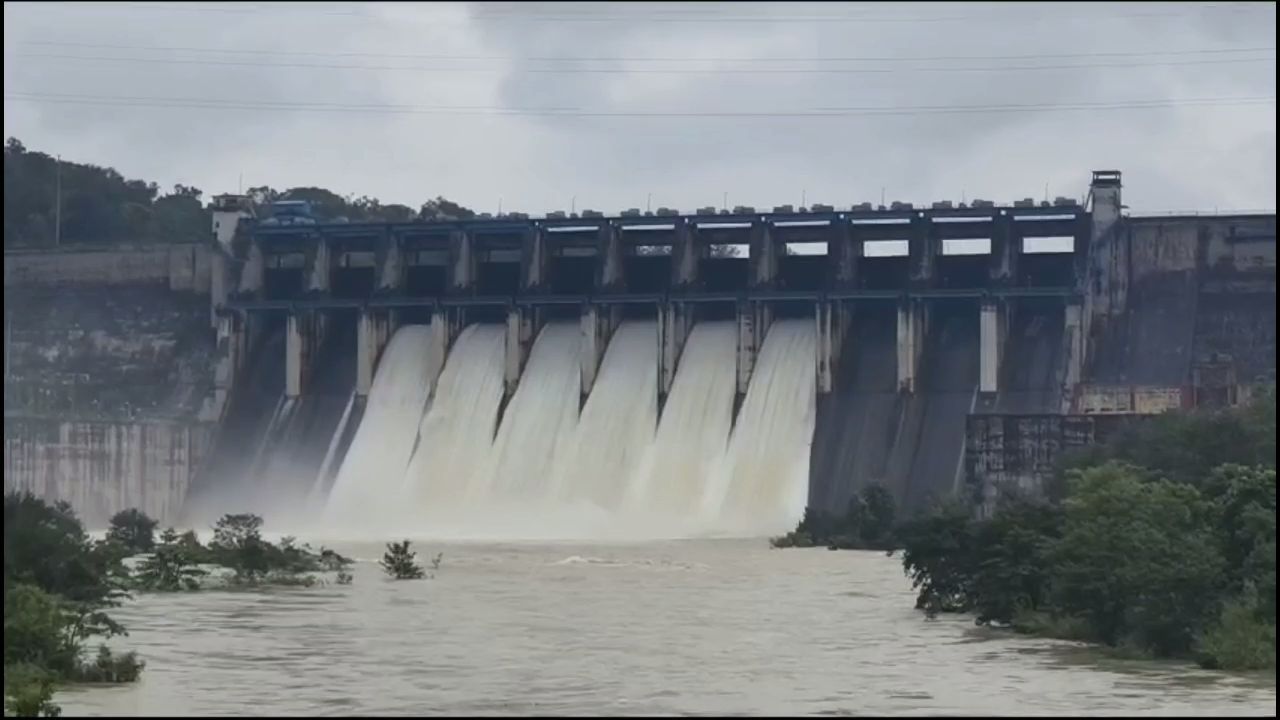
[12,39,1280,63]
[12,52,1276,75]
[4,91,1274,118]
[20,1,1275,24]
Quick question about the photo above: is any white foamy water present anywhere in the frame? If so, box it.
[628,322,737,523]
[555,321,657,510]
[404,324,505,514]
[485,322,582,500]
[322,317,814,540]
[322,325,435,528]
[710,319,816,536]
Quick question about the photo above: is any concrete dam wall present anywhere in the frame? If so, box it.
[5,171,1275,532]
[4,244,219,525]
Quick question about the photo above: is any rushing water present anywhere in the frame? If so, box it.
[323,325,436,526]
[59,541,1274,717]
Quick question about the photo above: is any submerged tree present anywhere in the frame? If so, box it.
[380,541,426,580]
[133,529,207,592]
[208,514,270,584]
[105,509,158,556]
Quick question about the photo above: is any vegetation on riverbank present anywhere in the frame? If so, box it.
[774,387,1275,672]
[897,386,1276,670]
[4,494,141,716]
[3,495,357,716]
[771,483,898,550]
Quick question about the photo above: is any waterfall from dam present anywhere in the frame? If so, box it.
[321,318,815,539]
[485,322,582,501]
[628,322,737,523]
[711,319,817,536]
[555,321,658,511]
[323,325,436,525]
[404,324,506,511]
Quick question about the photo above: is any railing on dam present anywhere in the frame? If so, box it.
[222,286,1080,314]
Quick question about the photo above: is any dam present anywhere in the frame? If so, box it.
[4,171,1276,535]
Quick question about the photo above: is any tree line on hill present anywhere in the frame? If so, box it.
[3,138,475,249]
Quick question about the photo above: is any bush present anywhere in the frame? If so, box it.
[132,529,208,592]
[1196,592,1277,671]
[67,646,144,684]
[3,663,60,717]
[772,484,898,550]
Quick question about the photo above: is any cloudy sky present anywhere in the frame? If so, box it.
[3,1,1276,216]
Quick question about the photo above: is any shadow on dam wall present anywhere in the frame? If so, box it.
[185,320,286,520]
[809,303,980,515]
[255,315,357,508]
[808,305,900,515]
[990,299,1066,415]
[184,316,356,522]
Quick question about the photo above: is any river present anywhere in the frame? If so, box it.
[59,540,1275,716]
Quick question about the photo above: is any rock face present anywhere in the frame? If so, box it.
[4,244,218,526]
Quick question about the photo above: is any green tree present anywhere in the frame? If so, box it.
[3,585,76,675]
[969,497,1062,627]
[207,514,271,584]
[3,494,128,647]
[133,529,207,592]
[3,662,60,717]
[419,196,476,221]
[1047,463,1226,654]
[897,501,977,615]
[105,509,158,556]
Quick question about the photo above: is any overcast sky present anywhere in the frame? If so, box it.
[3,1,1276,216]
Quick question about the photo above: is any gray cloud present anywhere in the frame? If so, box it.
[3,1,1275,215]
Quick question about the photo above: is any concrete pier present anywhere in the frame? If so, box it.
[671,219,698,289]
[897,299,924,393]
[909,215,936,286]
[658,302,693,400]
[504,306,537,398]
[237,240,265,297]
[989,213,1016,285]
[522,227,548,291]
[580,303,619,397]
[597,223,623,291]
[356,310,393,396]
[450,229,474,291]
[816,301,850,394]
[749,222,779,289]
[427,307,461,390]
[375,233,404,292]
[304,237,330,294]
[979,299,1006,394]
[1062,300,1084,412]
[286,311,325,398]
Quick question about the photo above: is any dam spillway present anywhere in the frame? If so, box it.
[15,170,1238,532]
[195,187,1097,536]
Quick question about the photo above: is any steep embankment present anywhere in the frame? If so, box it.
[4,274,216,525]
